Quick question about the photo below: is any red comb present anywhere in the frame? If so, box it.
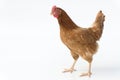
[52,5,57,9]
[52,5,57,13]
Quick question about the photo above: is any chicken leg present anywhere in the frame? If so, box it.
[80,62,92,77]
[63,60,77,73]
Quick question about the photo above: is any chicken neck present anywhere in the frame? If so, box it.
[57,10,78,31]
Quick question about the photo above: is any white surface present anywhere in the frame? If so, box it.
[0,0,120,80]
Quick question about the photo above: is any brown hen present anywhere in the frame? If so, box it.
[51,5,105,77]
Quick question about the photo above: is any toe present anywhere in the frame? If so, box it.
[62,68,76,73]
[80,72,92,77]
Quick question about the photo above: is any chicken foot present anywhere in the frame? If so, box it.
[63,60,77,73]
[80,63,92,77]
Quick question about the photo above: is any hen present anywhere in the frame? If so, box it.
[51,5,105,77]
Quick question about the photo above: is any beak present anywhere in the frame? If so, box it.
[50,10,53,15]
[50,12,52,15]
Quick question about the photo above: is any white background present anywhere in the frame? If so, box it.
[0,0,120,80]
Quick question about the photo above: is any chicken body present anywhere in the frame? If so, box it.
[51,5,105,77]
[60,27,98,61]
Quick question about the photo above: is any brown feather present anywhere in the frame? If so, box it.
[54,7,105,63]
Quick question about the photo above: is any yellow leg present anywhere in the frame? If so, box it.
[80,63,92,77]
[63,60,77,73]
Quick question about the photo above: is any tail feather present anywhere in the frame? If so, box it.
[89,10,105,41]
